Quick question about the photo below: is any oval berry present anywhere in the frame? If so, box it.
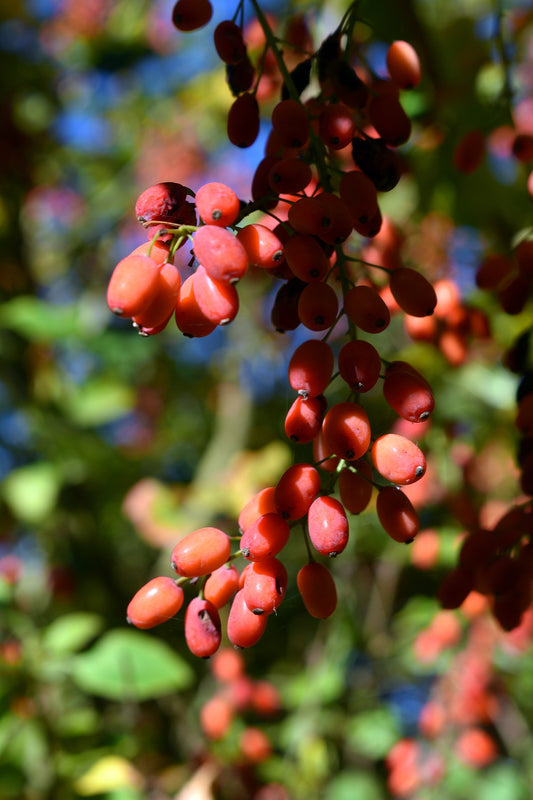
[127,577,184,629]
[171,527,231,577]
[240,512,290,561]
[297,562,337,618]
[184,597,221,658]
[371,433,426,485]
[275,463,321,520]
[227,588,268,647]
[322,401,371,460]
[307,495,349,557]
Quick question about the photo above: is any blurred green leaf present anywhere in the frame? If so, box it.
[43,612,104,655]
[0,297,84,342]
[327,771,385,800]
[70,629,195,700]
[1,462,61,524]
[347,708,401,758]
[62,378,135,426]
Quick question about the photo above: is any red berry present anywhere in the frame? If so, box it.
[135,182,188,226]
[127,577,184,629]
[195,182,241,227]
[107,254,161,318]
[240,512,290,561]
[386,40,422,89]
[227,92,260,148]
[193,225,248,283]
[297,561,337,618]
[376,486,419,543]
[172,0,212,31]
[322,401,371,461]
[204,564,240,609]
[242,557,288,615]
[184,596,221,658]
[338,461,373,514]
[238,487,277,533]
[227,588,268,647]
[371,433,426,485]
[171,526,231,577]
[192,264,239,325]
[338,340,382,392]
[275,463,321,520]
[307,495,349,557]
[236,223,285,269]
[288,339,334,397]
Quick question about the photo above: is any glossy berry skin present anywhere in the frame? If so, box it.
[127,577,184,629]
[371,433,426,485]
[386,40,422,89]
[288,339,334,397]
[240,512,290,561]
[204,564,240,609]
[192,265,239,325]
[297,562,337,618]
[389,267,437,317]
[171,527,231,577]
[274,463,321,520]
[236,223,285,269]
[107,254,161,318]
[322,401,371,460]
[227,588,268,647]
[192,225,248,283]
[338,340,381,392]
[195,182,240,227]
[284,394,327,443]
[242,557,288,615]
[227,92,260,148]
[383,365,434,422]
[338,461,373,514]
[214,20,246,64]
[175,274,217,338]
[307,495,349,557]
[184,597,221,658]
[238,487,277,533]
[376,486,419,543]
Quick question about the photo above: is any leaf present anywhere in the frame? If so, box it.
[327,771,385,800]
[62,378,135,426]
[43,613,104,655]
[1,462,61,524]
[74,755,142,795]
[0,296,83,341]
[70,629,195,700]
[347,708,401,758]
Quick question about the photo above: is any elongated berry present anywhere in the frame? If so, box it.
[195,182,240,227]
[284,394,327,443]
[338,461,373,514]
[171,526,231,577]
[204,564,240,609]
[274,462,321,520]
[307,495,349,557]
[288,339,334,397]
[371,433,426,485]
[227,588,268,647]
[127,577,184,629]
[338,340,381,392]
[193,225,248,283]
[107,254,161,318]
[242,557,288,615]
[389,267,437,317]
[237,223,284,269]
[240,512,290,561]
[297,562,337,618]
[192,265,239,325]
[322,401,371,460]
[238,487,277,533]
[376,485,419,543]
[184,597,221,658]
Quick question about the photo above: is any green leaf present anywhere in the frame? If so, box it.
[1,462,61,524]
[347,708,401,758]
[62,378,135,426]
[70,629,195,700]
[0,297,83,341]
[327,771,385,800]
[43,613,104,655]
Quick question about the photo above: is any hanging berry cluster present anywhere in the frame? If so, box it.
[108,1,443,657]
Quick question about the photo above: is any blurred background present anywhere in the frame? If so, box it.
[2,0,533,798]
